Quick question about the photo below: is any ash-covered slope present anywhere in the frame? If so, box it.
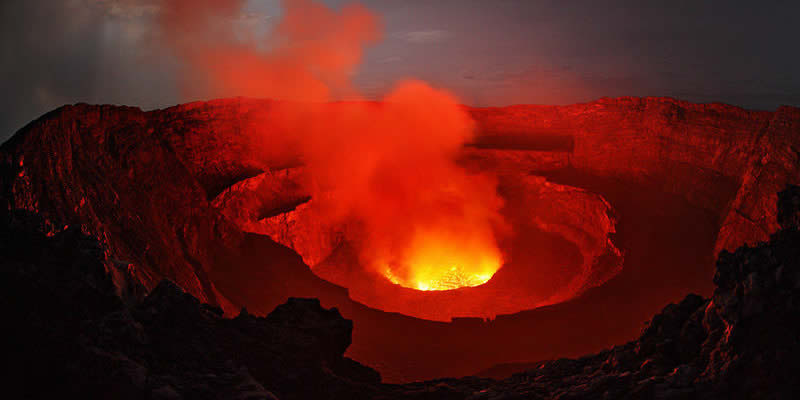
[5,185,800,399]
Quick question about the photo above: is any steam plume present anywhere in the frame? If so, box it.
[159,0,506,287]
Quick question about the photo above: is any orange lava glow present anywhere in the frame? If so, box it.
[384,267,494,291]
[382,227,502,291]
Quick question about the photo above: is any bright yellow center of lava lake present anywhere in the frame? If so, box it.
[384,265,493,291]
[377,225,503,291]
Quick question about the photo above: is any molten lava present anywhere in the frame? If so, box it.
[380,228,503,291]
[384,266,493,291]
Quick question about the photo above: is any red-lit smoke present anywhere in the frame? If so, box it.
[160,0,379,101]
[159,0,506,289]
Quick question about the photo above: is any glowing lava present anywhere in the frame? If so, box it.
[384,266,494,291]
[381,229,503,291]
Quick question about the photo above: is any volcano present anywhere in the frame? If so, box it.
[2,96,800,385]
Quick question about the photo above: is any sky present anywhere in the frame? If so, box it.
[2,0,799,142]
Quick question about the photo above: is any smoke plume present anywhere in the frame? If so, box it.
[159,0,506,288]
[159,0,379,101]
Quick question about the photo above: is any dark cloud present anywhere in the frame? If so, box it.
[2,0,800,143]
[0,0,178,140]
[393,30,449,44]
[355,0,800,108]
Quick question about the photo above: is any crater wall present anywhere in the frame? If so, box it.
[2,97,798,381]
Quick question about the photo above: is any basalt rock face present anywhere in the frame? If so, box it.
[0,99,332,316]
[0,103,240,311]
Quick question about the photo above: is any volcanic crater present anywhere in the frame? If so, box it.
[2,96,799,381]
[212,157,622,321]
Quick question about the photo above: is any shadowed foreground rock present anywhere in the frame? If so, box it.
[439,185,800,400]
[5,186,800,399]
[2,211,379,400]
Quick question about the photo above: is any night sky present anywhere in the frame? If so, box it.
[2,0,799,142]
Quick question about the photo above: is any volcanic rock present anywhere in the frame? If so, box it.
[469,98,800,256]
[3,97,798,309]
[2,97,800,382]
[2,211,379,399]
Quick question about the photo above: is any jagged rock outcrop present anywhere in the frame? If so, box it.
[481,187,800,399]
[211,166,310,236]
[2,211,380,400]
[0,104,241,311]
[0,100,349,317]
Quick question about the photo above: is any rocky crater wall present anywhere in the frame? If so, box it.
[2,96,799,381]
